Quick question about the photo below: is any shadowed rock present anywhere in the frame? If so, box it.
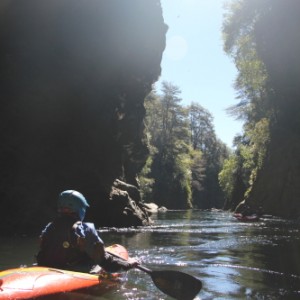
[0,0,167,233]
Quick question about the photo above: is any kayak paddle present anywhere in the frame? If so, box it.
[135,264,202,300]
[107,245,202,300]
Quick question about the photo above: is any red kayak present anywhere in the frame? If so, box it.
[233,213,260,222]
[0,244,128,300]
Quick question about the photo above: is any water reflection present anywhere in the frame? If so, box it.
[1,210,300,299]
[99,211,300,299]
[0,236,38,270]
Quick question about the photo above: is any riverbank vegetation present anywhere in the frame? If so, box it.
[139,81,229,209]
[219,0,300,218]
[141,0,300,219]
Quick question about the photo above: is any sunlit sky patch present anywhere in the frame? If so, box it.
[157,0,242,147]
[165,35,188,61]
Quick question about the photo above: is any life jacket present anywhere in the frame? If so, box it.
[36,216,91,269]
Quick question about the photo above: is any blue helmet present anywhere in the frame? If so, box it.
[58,190,89,221]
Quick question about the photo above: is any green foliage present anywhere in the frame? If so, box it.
[139,155,155,202]
[220,0,275,210]
[188,102,230,208]
[219,135,250,210]
[223,1,273,125]
[218,121,270,209]
[144,90,163,146]
[149,82,193,208]
[189,102,215,153]
[219,155,238,201]
[174,148,193,208]
[139,82,229,209]
[190,149,205,208]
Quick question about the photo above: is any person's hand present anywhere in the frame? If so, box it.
[126,257,140,269]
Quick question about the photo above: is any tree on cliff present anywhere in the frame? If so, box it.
[140,82,229,209]
[220,0,300,218]
[147,82,193,209]
[189,103,228,208]
[219,0,274,211]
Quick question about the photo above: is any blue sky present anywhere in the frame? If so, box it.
[156,0,243,147]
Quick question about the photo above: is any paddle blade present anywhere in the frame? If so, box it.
[150,270,202,300]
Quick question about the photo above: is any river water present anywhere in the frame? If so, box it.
[1,210,300,299]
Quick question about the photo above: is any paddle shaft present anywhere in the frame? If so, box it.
[135,264,152,274]
[106,246,202,300]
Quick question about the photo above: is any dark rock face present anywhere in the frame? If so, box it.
[0,0,167,233]
[243,127,300,218]
[243,1,300,219]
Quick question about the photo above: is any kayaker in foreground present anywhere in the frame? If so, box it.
[36,190,138,273]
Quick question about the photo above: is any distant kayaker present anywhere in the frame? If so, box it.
[36,190,138,273]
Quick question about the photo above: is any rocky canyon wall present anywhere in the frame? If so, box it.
[0,0,167,233]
